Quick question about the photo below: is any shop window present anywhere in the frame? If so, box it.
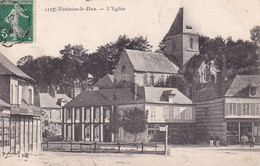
[174,108,180,119]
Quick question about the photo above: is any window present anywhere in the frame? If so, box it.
[85,125,90,141]
[227,103,237,115]
[95,108,100,122]
[67,126,71,139]
[185,108,192,119]
[143,74,148,86]
[121,66,126,79]
[249,86,257,96]
[163,107,169,119]
[75,108,80,120]
[94,125,100,140]
[174,108,180,119]
[15,85,19,104]
[243,103,250,115]
[150,107,156,119]
[150,74,155,86]
[85,108,91,122]
[256,104,260,115]
[189,37,193,49]
[29,89,33,105]
[67,109,72,120]
[10,84,13,104]
[104,107,111,122]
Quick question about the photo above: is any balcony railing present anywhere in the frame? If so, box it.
[11,104,41,116]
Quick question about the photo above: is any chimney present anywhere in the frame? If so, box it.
[71,88,81,98]
[49,85,57,98]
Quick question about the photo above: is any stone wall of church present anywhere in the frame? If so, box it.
[135,72,172,87]
[114,51,135,85]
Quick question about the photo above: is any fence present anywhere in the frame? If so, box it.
[41,141,165,155]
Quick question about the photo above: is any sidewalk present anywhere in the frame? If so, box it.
[169,143,260,152]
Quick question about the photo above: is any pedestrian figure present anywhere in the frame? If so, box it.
[241,134,247,147]
[215,136,220,147]
[250,135,255,148]
[209,135,214,147]
[181,133,185,145]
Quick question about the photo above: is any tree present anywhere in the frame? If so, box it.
[89,35,152,83]
[122,107,147,142]
[250,25,260,45]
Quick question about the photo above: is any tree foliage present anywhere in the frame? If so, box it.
[17,35,152,96]
[122,107,147,141]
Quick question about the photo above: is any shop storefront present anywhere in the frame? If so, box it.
[226,119,260,144]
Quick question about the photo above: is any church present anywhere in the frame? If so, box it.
[62,7,259,144]
[62,7,202,143]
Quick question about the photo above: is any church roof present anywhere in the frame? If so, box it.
[166,7,197,37]
[166,8,184,36]
[94,74,114,88]
[125,49,179,74]
[0,52,34,81]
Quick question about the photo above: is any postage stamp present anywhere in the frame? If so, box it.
[0,0,34,45]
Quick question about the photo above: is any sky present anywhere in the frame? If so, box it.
[0,0,260,64]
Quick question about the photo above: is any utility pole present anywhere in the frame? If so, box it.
[165,125,168,155]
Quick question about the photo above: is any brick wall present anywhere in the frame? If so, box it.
[0,75,10,103]
[195,98,226,143]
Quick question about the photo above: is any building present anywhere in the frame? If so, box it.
[62,87,195,143]
[0,52,41,153]
[114,49,179,87]
[35,87,71,142]
[0,99,11,153]
[193,75,260,144]
[165,7,199,70]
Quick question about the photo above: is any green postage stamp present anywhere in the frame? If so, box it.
[0,0,34,44]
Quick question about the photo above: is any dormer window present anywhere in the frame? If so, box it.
[169,94,176,103]
[249,81,257,97]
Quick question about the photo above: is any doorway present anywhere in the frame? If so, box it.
[103,125,111,142]
[240,122,252,136]
[74,125,82,141]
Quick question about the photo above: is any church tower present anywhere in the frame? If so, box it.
[165,8,199,70]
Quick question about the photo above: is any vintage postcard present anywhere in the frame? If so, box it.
[0,0,260,166]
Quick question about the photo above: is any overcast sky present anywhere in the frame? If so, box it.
[1,0,260,64]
